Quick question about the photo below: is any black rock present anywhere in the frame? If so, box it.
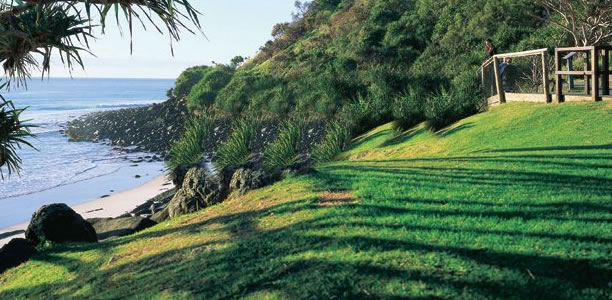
[0,238,36,274]
[167,168,228,218]
[25,203,98,245]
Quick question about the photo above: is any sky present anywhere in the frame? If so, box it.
[38,1,297,79]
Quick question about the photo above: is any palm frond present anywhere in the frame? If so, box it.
[0,95,36,179]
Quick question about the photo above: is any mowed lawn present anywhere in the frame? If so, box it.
[1,102,610,299]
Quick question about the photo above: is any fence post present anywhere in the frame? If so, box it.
[591,47,600,101]
[493,57,506,104]
[481,65,485,88]
[602,49,609,96]
[541,51,552,103]
[555,49,563,103]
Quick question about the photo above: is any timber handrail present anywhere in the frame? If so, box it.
[556,70,592,76]
[493,48,548,59]
[479,48,548,71]
[556,46,612,52]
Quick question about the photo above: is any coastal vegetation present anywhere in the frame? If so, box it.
[166,116,216,175]
[215,118,259,169]
[165,0,608,175]
[1,102,610,298]
[263,119,306,169]
[1,0,611,298]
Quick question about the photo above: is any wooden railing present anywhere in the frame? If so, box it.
[555,46,611,102]
[480,46,612,105]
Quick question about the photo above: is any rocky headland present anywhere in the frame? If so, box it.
[66,97,188,155]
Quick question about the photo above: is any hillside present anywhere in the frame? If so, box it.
[1,102,610,299]
[180,0,557,123]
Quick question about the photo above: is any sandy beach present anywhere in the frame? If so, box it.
[0,175,172,247]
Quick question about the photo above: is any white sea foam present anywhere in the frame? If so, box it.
[0,78,172,202]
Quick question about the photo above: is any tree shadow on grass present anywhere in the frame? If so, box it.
[477,144,612,153]
[379,127,426,148]
[317,164,612,196]
[2,194,611,299]
[436,122,475,136]
[360,154,612,169]
[2,159,612,299]
[3,196,610,299]
[348,130,390,150]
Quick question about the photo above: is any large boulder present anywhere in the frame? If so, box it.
[167,168,229,218]
[0,238,36,274]
[87,217,157,240]
[229,168,275,196]
[25,204,97,245]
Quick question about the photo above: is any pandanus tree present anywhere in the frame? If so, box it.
[0,0,201,178]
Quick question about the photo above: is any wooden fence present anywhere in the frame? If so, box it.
[480,46,612,105]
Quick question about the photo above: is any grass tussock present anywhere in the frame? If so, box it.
[263,118,306,169]
[167,116,215,173]
[215,118,259,169]
[311,121,352,163]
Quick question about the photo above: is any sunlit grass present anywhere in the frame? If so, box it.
[0,102,610,299]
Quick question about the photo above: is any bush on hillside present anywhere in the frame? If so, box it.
[174,66,210,98]
[392,88,425,131]
[187,65,234,111]
[424,72,482,131]
[216,71,284,114]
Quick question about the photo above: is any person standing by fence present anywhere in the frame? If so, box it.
[485,39,509,91]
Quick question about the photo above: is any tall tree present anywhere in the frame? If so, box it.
[535,0,612,46]
[0,0,201,178]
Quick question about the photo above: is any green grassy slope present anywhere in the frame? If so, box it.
[1,102,611,299]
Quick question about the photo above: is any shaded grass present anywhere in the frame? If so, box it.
[1,102,611,299]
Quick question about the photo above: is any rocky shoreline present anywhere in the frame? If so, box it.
[66,97,188,156]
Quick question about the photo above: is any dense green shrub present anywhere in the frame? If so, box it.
[424,89,458,131]
[312,121,352,163]
[392,88,425,131]
[263,119,305,169]
[187,65,234,111]
[174,66,210,98]
[167,116,215,177]
[424,72,482,131]
[216,71,283,114]
[215,118,259,169]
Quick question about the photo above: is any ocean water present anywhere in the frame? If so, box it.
[0,78,174,228]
